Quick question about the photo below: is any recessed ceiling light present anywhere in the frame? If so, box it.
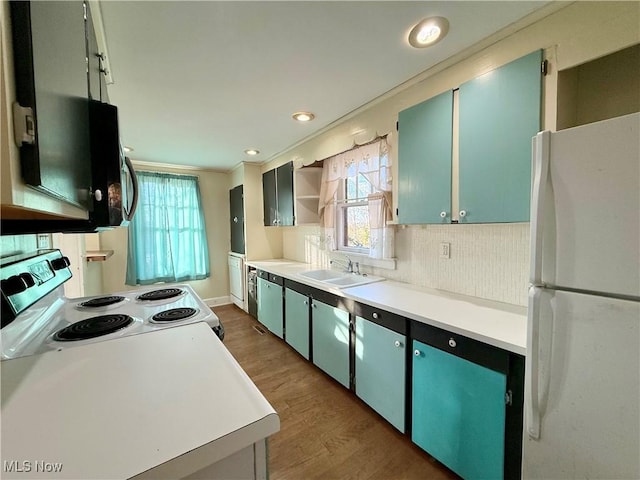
[123,145,134,153]
[408,17,449,48]
[244,149,260,156]
[292,111,315,122]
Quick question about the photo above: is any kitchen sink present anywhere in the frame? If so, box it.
[299,269,343,281]
[298,269,384,289]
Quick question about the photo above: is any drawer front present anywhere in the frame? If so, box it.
[353,302,406,335]
[411,320,509,374]
[257,270,283,286]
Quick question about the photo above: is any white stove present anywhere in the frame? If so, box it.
[1,249,224,360]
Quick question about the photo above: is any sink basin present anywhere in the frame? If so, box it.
[298,269,384,289]
[299,269,342,281]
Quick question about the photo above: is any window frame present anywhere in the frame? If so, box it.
[336,177,371,255]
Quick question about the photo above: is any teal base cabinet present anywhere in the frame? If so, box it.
[257,271,283,338]
[284,287,310,359]
[354,311,406,432]
[312,299,350,388]
[412,332,509,480]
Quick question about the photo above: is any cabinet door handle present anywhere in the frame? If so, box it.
[459,210,467,218]
[233,216,238,223]
[303,300,308,305]
[440,211,447,218]
[394,340,402,348]
[372,312,379,319]
[448,338,457,348]
[414,349,421,356]
[311,303,317,308]
[272,219,277,225]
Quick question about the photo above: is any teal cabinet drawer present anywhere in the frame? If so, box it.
[284,288,309,359]
[412,340,507,479]
[398,90,453,224]
[311,300,350,388]
[355,316,405,432]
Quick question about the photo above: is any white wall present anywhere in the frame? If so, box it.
[264,2,640,307]
[99,162,231,304]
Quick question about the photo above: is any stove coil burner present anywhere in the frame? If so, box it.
[80,296,126,308]
[54,314,134,341]
[151,307,198,323]
[137,288,184,301]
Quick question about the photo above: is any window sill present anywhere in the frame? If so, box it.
[332,252,396,271]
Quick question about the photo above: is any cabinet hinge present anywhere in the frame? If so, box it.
[541,59,549,76]
[12,103,36,146]
[505,389,513,406]
[395,208,399,216]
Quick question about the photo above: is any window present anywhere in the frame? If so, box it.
[318,139,394,260]
[126,171,209,285]
[337,161,374,254]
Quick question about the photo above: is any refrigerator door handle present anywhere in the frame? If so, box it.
[530,131,550,285]
[526,286,542,439]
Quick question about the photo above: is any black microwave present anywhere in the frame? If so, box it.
[89,101,139,229]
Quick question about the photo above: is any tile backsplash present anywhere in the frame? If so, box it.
[0,234,38,258]
[282,223,530,306]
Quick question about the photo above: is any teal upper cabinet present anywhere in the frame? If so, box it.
[263,162,294,226]
[398,90,453,224]
[257,273,283,338]
[458,50,542,223]
[355,316,406,432]
[312,299,350,388]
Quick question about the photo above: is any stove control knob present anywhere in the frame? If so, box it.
[19,272,35,288]
[50,256,71,271]
[1,275,28,296]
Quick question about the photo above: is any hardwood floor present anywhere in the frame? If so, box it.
[213,304,459,480]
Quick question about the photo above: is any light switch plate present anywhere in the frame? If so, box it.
[439,242,450,259]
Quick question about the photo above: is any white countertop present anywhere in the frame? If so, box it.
[248,259,527,355]
[0,323,279,479]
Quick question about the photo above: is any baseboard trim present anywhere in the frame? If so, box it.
[205,296,232,307]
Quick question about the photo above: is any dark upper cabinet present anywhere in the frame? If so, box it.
[276,162,294,226]
[230,185,245,254]
[10,1,92,210]
[262,162,294,226]
[262,168,277,227]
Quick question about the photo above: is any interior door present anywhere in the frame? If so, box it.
[229,185,245,254]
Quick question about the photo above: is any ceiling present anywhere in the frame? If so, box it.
[99,1,551,171]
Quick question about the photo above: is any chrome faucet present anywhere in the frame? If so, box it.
[330,257,353,273]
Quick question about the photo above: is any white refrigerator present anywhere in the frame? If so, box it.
[523,112,640,479]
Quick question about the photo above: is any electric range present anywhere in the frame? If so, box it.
[0,249,224,360]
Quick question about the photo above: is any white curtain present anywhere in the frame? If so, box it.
[317,138,394,259]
